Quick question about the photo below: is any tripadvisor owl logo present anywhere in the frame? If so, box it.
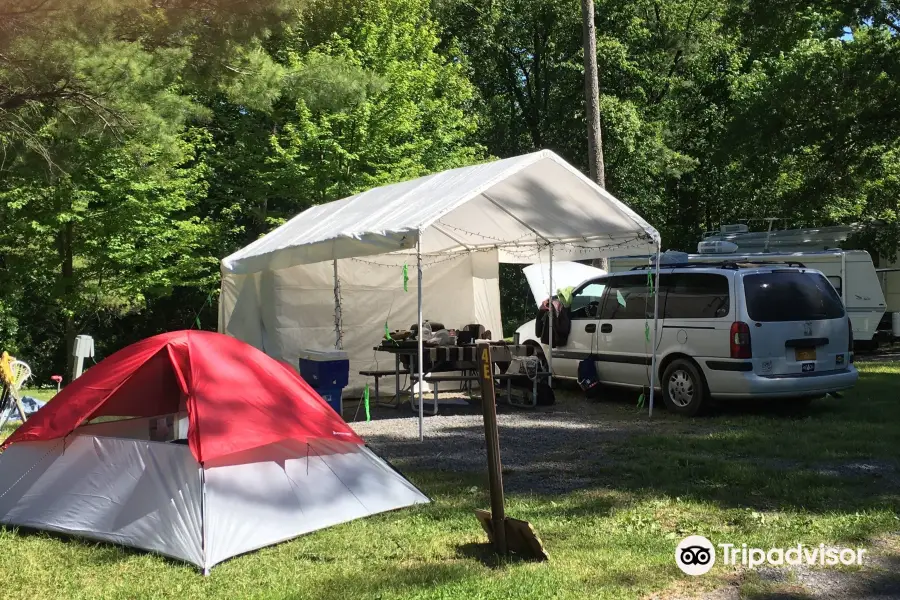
[675,535,716,576]
[675,536,868,575]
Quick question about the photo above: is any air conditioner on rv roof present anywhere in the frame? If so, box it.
[719,224,750,234]
[698,240,740,254]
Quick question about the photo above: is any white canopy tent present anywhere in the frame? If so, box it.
[220,150,662,438]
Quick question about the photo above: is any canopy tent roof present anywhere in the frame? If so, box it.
[222,150,659,275]
[2,331,360,463]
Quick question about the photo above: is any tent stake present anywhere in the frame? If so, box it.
[417,236,424,441]
[648,241,662,417]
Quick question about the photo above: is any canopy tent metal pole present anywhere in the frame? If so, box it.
[548,244,554,386]
[333,259,343,350]
[648,241,662,417]
[417,236,424,441]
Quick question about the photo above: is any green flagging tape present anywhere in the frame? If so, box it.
[193,290,214,330]
[637,392,645,409]
[364,383,371,422]
[616,289,626,307]
[403,263,409,292]
[384,321,392,340]
[645,321,651,343]
[647,271,655,295]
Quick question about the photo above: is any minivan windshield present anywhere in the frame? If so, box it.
[743,271,845,322]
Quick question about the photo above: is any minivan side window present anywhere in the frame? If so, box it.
[664,273,730,319]
[598,275,655,320]
[570,279,607,319]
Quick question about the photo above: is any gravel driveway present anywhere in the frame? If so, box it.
[348,392,900,600]
[348,390,662,494]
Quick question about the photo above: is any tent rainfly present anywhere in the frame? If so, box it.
[0,331,428,572]
[219,150,663,437]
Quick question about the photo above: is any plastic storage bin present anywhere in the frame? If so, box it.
[298,349,350,388]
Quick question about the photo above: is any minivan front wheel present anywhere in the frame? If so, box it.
[662,359,707,416]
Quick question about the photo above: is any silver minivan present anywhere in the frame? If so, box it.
[517,262,858,415]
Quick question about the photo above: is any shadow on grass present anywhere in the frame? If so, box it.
[368,364,900,518]
[284,562,475,600]
[2,525,198,571]
[455,541,538,568]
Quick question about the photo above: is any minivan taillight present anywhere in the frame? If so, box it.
[730,321,752,359]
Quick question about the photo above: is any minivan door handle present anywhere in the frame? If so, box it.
[584,323,596,333]
[600,323,612,333]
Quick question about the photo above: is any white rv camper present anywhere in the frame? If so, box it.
[608,250,886,346]
[702,223,900,338]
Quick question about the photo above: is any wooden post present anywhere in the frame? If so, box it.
[477,342,507,555]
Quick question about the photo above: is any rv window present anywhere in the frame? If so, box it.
[827,276,842,297]
[664,273,730,319]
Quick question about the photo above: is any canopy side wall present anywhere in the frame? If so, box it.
[220,252,502,391]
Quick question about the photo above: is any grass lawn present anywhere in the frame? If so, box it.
[0,362,898,599]
[21,388,58,403]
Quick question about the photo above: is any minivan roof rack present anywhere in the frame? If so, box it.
[628,260,807,271]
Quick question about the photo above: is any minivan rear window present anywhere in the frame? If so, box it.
[743,271,845,322]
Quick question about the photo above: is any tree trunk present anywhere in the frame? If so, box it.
[581,0,605,188]
[59,220,77,382]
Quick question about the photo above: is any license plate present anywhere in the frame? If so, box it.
[802,363,815,373]
[795,348,816,361]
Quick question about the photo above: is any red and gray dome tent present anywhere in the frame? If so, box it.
[0,331,428,572]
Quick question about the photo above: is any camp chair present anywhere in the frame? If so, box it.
[0,359,31,429]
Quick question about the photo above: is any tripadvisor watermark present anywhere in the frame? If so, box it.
[675,536,866,576]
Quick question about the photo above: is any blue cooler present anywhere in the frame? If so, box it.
[316,387,343,415]
[298,349,349,416]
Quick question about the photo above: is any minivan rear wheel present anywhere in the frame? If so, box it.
[662,359,707,416]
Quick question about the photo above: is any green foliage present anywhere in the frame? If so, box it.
[0,0,306,378]
[1,0,899,378]
[436,0,729,243]
[201,0,484,255]
[0,0,485,379]
[725,28,900,255]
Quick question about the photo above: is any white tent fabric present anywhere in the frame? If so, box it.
[523,261,607,308]
[219,151,660,398]
[202,438,426,567]
[0,437,204,566]
[220,252,502,390]
[221,150,658,275]
[0,425,429,571]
